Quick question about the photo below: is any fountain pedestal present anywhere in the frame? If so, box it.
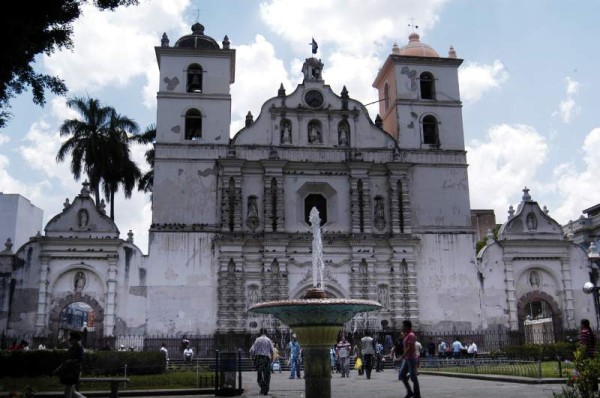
[248,289,381,398]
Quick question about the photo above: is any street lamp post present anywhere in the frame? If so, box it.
[583,281,600,330]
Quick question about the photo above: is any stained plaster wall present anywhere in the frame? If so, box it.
[145,232,217,334]
[410,165,471,228]
[151,159,219,225]
[415,233,479,331]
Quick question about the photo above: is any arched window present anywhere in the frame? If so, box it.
[185,109,202,140]
[420,72,435,100]
[384,82,390,111]
[422,115,439,145]
[187,64,203,93]
[304,194,327,225]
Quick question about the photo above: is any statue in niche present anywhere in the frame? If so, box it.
[281,122,292,144]
[308,123,322,143]
[247,285,259,309]
[74,271,86,292]
[272,259,280,274]
[245,196,259,231]
[526,212,538,230]
[377,286,390,309]
[78,209,89,228]
[374,197,385,230]
[227,259,236,273]
[529,270,540,288]
[338,122,349,145]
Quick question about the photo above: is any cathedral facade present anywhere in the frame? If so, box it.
[1,23,594,341]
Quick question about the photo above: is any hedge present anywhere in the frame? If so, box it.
[0,350,166,377]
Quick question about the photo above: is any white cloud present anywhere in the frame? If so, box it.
[551,127,600,223]
[43,0,188,97]
[459,60,508,103]
[259,0,449,56]
[467,124,548,221]
[0,135,10,146]
[553,77,580,124]
[230,34,293,137]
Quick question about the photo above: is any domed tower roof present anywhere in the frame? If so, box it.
[397,32,439,57]
[174,22,220,50]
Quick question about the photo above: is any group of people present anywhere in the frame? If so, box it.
[436,337,478,359]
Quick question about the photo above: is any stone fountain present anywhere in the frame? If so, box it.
[248,207,381,398]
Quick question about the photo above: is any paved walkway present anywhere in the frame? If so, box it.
[117,370,567,398]
[236,371,566,398]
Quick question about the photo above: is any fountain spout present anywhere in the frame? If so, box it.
[309,207,325,289]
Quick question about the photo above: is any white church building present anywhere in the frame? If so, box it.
[0,23,594,342]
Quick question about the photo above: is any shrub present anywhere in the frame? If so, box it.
[0,350,165,377]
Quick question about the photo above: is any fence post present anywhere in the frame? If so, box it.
[537,360,542,380]
[238,348,242,392]
[215,349,219,396]
[196,356,200,388]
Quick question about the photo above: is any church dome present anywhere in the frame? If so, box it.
[174,22,220,50]
[397,32,439,57]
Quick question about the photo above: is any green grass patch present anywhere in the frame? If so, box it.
[0,370,216,394]
[427,360,575,378]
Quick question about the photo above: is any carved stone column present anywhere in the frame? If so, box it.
[503,258,518,330]
[104,259,118,336]
[35,257,50,335]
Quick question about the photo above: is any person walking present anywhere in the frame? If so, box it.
[437,338,447,359]
[336,336,352,377]
[360,330,375,379]
[272,342,281,374]
[159,343,169,369]
[375,340,384,372]
[579,318,598,393]
[250,328,274,396]
[54,331,86,398]
[288,334,302,379]
[398,320,421,398]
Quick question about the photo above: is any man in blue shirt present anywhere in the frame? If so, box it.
[288,334,302,379]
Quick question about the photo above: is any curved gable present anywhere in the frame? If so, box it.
[45,183,119,238]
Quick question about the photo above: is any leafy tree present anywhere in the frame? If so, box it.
[475,224,500,254]
[56,96,141,219]
[0,0,139,130]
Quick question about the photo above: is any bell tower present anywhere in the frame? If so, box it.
[154,23,235,144]
[373,33,464,151]
[151,23,235,227]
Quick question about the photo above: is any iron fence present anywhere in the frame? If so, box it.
[0,327,585,358]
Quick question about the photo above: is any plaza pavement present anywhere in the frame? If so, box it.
[124,370,567,398]
[237,370,566,398]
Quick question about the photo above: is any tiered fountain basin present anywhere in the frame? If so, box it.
[248,289,381,398]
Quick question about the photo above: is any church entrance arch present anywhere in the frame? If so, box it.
[49,294,104,346]
[517,291,562,344]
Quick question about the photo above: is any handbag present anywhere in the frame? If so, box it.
[272,361,280,371]
[354,357,363,370]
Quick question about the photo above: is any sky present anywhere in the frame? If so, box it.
[1,0,599,254]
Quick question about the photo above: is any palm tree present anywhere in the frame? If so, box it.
[98,110,141,219]
[56,97,113,205]
[135,124,155,194]
[57,97,141,219]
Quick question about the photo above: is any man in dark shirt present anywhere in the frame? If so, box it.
[580,318,596,358]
